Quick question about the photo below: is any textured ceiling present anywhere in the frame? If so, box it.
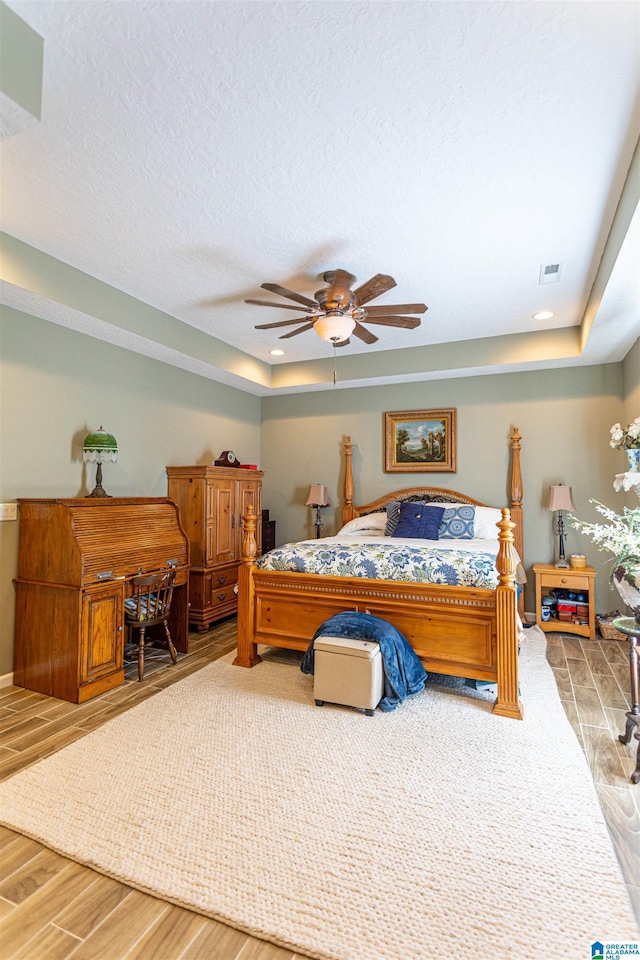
[1,0,639,394]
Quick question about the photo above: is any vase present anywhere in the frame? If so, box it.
[613,556,640,626]
[626,448,640,472]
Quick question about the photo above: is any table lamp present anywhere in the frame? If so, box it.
[306,484,329,538]
[83,426,118,497]
[546,484,575,568]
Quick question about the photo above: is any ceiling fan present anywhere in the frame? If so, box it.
[246,270,427,346]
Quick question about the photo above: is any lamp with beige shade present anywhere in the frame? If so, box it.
[546,484,575,568]
[306,484,329,539]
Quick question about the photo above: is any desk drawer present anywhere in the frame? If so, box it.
[539,573,591,591]
[173,568,188,587]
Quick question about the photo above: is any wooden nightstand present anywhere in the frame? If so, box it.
[533,563,597,640]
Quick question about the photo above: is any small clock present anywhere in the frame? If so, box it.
[214,450,240,467]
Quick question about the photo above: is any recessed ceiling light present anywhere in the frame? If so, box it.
[532,311,555,321]
[269,349,284,356]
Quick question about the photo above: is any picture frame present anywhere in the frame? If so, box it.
[384,408,456,473]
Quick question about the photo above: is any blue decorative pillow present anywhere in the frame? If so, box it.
[438,505,475,539]
[384,500,403,536]
[392,502,444,540]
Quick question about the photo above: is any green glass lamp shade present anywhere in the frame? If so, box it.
[83,427,118,463]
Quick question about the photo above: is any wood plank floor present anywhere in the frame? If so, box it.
[0,623,638,959]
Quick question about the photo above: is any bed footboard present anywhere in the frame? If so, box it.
[234,505,523,720]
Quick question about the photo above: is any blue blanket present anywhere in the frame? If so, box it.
[301,611,427,712]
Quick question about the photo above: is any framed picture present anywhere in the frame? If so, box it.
[384,409,456,473]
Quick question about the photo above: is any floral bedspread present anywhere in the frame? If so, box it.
[255,539,500,588]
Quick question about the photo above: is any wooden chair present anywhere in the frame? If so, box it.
[124,570,177,681]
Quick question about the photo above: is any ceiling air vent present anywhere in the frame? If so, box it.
[539,262,563,284]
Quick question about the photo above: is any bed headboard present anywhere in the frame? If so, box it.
[348,487,487,516]
[341,428,525,605]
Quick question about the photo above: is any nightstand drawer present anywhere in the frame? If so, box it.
[539,573,591,591]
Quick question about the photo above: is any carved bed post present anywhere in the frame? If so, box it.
[342,435,357,526]
[509,427,525,618]
[233,504,262,667]
[493,508,523,719]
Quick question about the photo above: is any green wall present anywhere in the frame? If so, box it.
[1,309,638,679]
[0,309,261,676]
[260,359,637,616]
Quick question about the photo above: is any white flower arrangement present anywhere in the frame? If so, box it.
[569,501,640,585]
[609,417,640,449]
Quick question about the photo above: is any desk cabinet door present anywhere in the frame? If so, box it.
[81,586,124,684]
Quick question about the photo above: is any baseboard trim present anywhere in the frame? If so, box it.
[0,672,15,689]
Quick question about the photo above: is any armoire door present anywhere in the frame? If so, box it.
[207,478,236,565]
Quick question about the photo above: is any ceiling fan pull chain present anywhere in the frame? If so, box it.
[333,343,338,386]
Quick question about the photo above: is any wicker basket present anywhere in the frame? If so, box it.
[597,620,626,641]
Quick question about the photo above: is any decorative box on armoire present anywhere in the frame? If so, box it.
[167,465,263,631]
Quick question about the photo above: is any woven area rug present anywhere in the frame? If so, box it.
[0,628,637,960]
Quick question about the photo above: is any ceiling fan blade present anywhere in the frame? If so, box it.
[352,322,378,344]
[363,303,427,317]
[246,299,311,312]
[279,321,316,339]
[255,317,312,330]
[362,316,422,329]
[261,283,317,308]
[352,274,396,306]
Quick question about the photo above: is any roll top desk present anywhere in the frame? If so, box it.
[13,497,189,703]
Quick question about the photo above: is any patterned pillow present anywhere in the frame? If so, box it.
[436,504,475,539]
[384,500,403,536]
[392,502,444,540]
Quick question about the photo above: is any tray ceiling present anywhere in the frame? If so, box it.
[1,1,638,394]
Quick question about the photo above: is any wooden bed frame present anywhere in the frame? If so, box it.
[235,427,524,719]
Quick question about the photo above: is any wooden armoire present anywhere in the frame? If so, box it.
[166,465,263,631]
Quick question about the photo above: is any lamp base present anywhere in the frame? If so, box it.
[554,559,570,569]
[86,485,111,498]
[86,462,111,498]
[311,504,326,538]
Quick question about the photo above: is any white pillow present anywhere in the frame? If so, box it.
[338,513,387,535]
[473,506,503,539]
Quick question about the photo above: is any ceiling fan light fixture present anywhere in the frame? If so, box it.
[313,312,356,343]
